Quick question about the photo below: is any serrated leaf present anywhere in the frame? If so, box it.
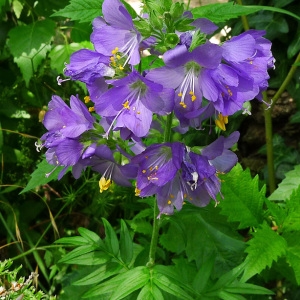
[20,158,69,194]
[51,0,103,23]
[264,198,287,228]
[137,282,164,300]
[282,186,300,232]
[269,165,300,201]
[241,223,287,282]
[8,19,56,57]
[152,269,194,300]
[219,164,265,229]
[102,218,119,256]
[120,220,133,265]
[14,43,51,86]
[73,262,123,286]
[191,3,300,23]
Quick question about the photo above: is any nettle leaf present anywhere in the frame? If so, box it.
[20,158,69,194]
[283,231,300,285]
[191,2,300,23]
[241,222,287,282]
[51,0,103,23]
[219,164,266,229]
[282,186,300,232]
[269,164,300,201]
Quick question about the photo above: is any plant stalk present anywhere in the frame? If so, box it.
[147,113,173,267]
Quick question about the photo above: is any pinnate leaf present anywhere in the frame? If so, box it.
[120,219,133,265]
[269,165,300,201]
[241,223,287,282]
[102,218,119,256]
[51,0,103,23]
[219,164,265,229]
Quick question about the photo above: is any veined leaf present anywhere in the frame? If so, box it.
[102,218,119,256]
[191,2,300,23]
[55,236,88,246]
[219,164,266,229]
[137,282,164,300]
[83,266,148,298]
[8,19,56,57]
[73,262,123,286]
[269,165,300,201]
[241,223,287,282]
[20,158,69,194]
[78,227,103,245]
[225,282,273,295]
[51,0,103,23]
[152,270,194,300]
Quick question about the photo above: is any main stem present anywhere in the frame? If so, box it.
[147,113,173,268]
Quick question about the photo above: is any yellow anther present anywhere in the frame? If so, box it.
[135,186,141,196]
[191,95,196,101]
[89,106,95,112]
[116,55,121,60]
[119,65,124,70]
[111,47,119,55]
[215,113,228,131]
[84,96,90,103]
[99,177,112,193]
[167,200,172,205]
[189,91,193,95]
[122,100,130,110]
[110,56,115,62]
[170,194,174,199]
[179,101,187,108]
[142,169,146,174]
[178,92,183,97]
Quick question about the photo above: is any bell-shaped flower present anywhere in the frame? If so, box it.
[94,70,174,138]
[91,0,142,66]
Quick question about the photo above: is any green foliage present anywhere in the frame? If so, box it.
[219,164,266,229]
[51,0,104,23]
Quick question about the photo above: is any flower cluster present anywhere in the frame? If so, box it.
[38,0,274,216]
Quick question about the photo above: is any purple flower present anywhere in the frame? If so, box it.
[83,145,137,192]
[132,132,239,216]
[91,0,142,66]
[146,42,222,128]
[38,95,97,179]
[64,49,114,85]
[94,70,174,138]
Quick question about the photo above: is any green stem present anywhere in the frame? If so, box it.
[147,113,174,268]
[263,92,276,194]
[236,0,250,31]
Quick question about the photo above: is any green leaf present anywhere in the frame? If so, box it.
[78,227,103,245]
[102,218,119,256]
[264,198,287,228]
[110,267,150,300]
[14,43,51,86]
[51,0,103,23]
[83,266,149,298]
[152,268,194,300]
[120,220,133,265]
[225,282,273,295]
[59,246,111,265]
[241,223,287,282]
[219,164,265,229]
[191,2,300,23]
[49,43,85,73]
[55,236,89,246]
[269,165,300,201]
[137,282,164,300]
[20,158,69,194]
[73,262,123,286]
[8,19,56,57]
[282,186,300,232]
